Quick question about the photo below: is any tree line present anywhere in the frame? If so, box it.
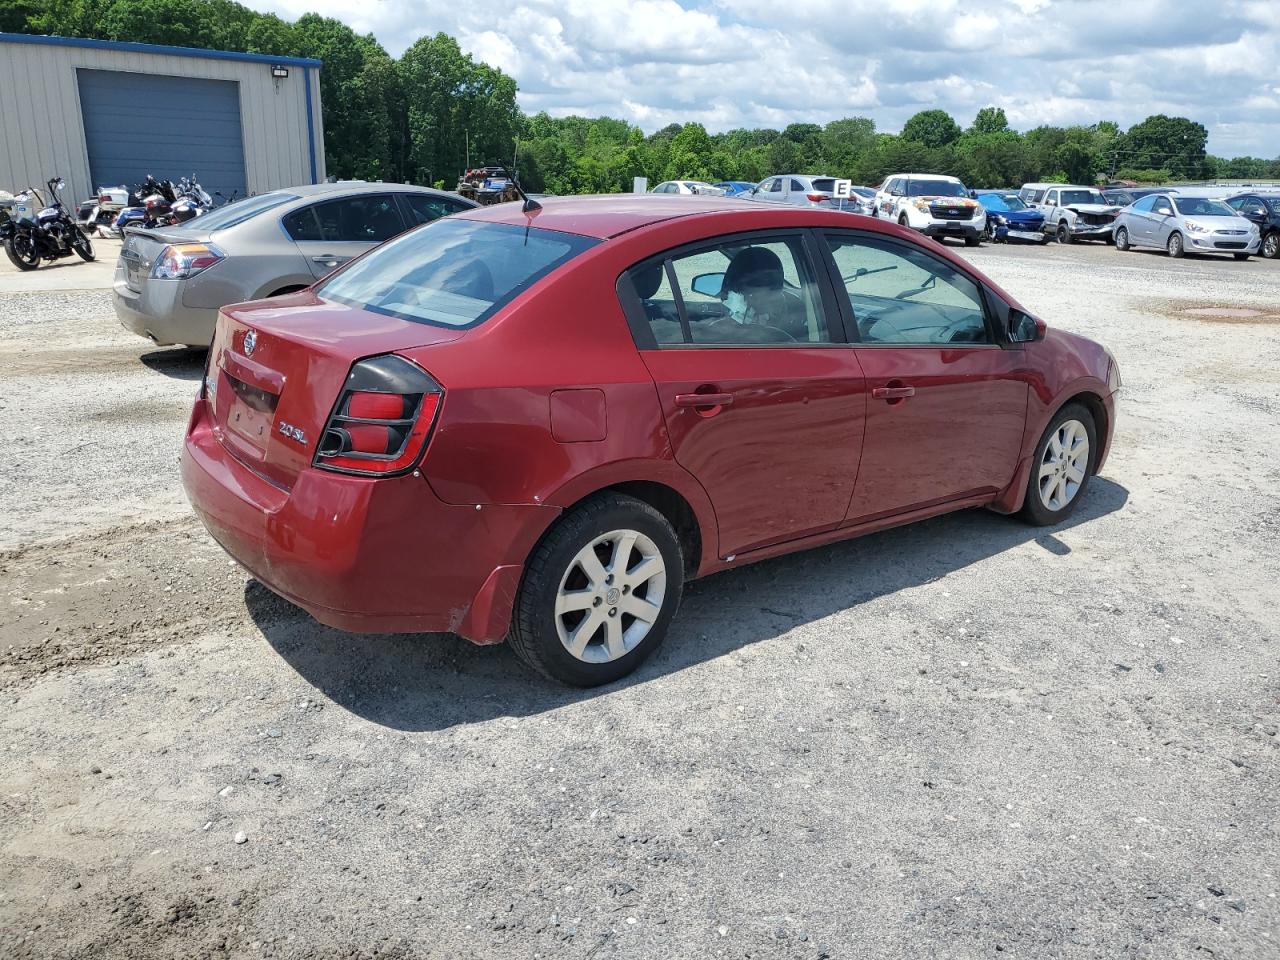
[5,0,1278,193]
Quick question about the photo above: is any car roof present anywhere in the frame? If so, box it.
[454,193,860,240]
[281,181,465,199]
[887,173,962,182]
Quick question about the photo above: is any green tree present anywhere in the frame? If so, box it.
[900,110,962,148]
[970,107,1009,136]
[1116,115,1209,180]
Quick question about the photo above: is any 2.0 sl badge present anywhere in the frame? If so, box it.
[277,421,307,445]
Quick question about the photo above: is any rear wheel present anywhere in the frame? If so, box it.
[1114,226,1131,251]
[509,493,684,686]
[1262,232,1279,259]
[1167,232,1184,258]
[1056,222,1072,244]
[1020,404,1097,526]
[4,235,40,270]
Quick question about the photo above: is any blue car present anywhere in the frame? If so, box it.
[975,192,1049,244]
[714,181,757,198]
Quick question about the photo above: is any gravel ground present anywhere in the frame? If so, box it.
[1,240,1277,959]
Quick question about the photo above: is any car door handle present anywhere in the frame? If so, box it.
[675,392,734,408]
[312,254,349,264]
[872,386,915,400]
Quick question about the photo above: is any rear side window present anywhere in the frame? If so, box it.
[282,206,323,241]
[195,191,297,231]
[318,218,598,329]
[402,193,470,226]
[309,194,406,243]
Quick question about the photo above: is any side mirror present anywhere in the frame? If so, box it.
[691,273,725,298]
[56,179,65,192]
[1009,308,1045,343]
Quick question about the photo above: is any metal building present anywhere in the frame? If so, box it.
[0,32,325,204]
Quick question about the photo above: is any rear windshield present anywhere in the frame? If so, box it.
[1173,197,1237,217]
[193,192,297,231]
[318,218,598,329]
[811,178,837,193]
[905,179,967,198]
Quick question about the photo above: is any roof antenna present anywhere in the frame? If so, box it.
[502,148,540,214]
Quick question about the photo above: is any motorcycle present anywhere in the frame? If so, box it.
[169,174,212,224]
[77,184,133,237]
[2,177,96,271]
[112,175,173,234]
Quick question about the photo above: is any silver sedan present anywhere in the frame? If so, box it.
[113,182,477,346]
[1113,193,1260,260]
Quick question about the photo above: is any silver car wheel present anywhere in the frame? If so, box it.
[1037,419,1090,512]
[555,529,667,664]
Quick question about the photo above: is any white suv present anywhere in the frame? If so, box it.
[873,173,986,245]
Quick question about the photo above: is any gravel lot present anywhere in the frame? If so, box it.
[1,238,1277,959]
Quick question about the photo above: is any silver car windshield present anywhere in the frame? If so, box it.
[1173,197,1238,217]
[318,218,598,329]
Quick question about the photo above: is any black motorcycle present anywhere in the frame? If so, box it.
[2,178,95,271]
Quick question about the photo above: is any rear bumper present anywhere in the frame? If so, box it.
[180,399,558,642]
[113,264,218,346]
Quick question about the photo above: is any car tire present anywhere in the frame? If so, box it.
[1056,222,1071,244]
[4,236,40,270]
[1167,232,1184,258]
[964,235,981,247]
[1262,232,1279,259]
[1114,226,1131,251]
[1233,253,1250,261]
[1019,403,1097,527]
[983,221,996,242]
[509,493,684,687]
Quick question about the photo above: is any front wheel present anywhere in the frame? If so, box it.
[1056,223,1072,244]
[71,226,95,261]
[1167,232,1184,258]
[4,235,40,270]
[1114,226,1131,251]
[1020,404,1097,526]
[509,493,684,686]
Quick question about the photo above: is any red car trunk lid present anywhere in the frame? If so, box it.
[207,292,463,489]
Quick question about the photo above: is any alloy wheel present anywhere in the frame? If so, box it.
[555,529,667,664]
[1263,233,1278,259]
[1037,419,1090,512]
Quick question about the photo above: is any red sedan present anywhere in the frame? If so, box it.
[182,195,1119,686]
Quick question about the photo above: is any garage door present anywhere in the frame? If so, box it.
[77,69,247,203]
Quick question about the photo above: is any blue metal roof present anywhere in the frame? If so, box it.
[0,31,322,68]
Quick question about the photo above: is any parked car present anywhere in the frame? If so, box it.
[1226,193,1280,259]
[744,175,863,212]
[713,181,757,197]
[1101,187,1171,208]
[1113,192,1260,259]
[847,185,877,216]
[974,192,1049,244]
[650,181,726,196]
[181,196,1120,687]
[113,182,477,347]
[873,173,986,245]
[1019,183,1122,243]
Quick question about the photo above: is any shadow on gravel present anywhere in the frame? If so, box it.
[248,478,1128,731]
[140,346,206,380]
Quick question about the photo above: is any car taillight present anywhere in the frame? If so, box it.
[806,193,827,202]
[152,243,224,280]
[98,194,111,203]
[314,355,442,477]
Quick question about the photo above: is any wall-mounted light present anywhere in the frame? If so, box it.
[271,65,289,79]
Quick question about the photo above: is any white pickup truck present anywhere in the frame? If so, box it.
[1018,183,1122,244]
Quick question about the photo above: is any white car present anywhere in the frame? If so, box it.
[1018,183,1122,244]
[650,180,727,196]
[873,173,985,246]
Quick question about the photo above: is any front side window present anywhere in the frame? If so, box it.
[825,233,989,346]
[319,218,598,329]
[402,192,470,226]
[1230,197,1268,217]
[624,235,830,346]
[1043,191,1058,206]
[768,178,783,193]
[310,194,405,243]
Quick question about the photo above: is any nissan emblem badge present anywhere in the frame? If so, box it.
[243,330,257,356]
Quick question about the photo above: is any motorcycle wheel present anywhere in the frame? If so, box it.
[4,235,41,271]
[72,226,95,262]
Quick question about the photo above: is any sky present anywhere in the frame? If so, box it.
[253,0,1280,158]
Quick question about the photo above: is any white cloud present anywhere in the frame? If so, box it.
[249,0,1278,155]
